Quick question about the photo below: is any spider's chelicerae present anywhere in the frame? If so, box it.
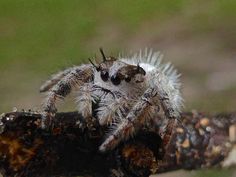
[40,48,183,152]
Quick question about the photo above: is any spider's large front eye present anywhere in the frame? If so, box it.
[101,71,109,81]
[111,75,121,85]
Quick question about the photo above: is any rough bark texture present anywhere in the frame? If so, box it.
[0,111,235,177]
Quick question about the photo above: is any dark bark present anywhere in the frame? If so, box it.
[0,111,235,177]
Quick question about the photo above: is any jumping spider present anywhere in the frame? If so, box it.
[40,48,183,152]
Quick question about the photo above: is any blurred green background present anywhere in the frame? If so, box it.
[0,0,236,176]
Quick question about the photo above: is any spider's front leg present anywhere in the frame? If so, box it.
[99,84,181,153]
[40,67,74,93]
[41,64,94,128]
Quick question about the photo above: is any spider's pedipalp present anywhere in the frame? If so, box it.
[42,64,94,116]
[40,67,74,93]
[97,97,130,126]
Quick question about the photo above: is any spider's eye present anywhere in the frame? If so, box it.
[125,76,131,82]
[111,75,121,85]
[100,71,109,81]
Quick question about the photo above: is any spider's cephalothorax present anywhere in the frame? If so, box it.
[40,48,183,152]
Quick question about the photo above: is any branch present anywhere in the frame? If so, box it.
[0,111,235,177]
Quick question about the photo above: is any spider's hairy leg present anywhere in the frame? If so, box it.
[99,84,181,152]
[42,64,94,126]
[40,67,74,93]
[76,83,95,119]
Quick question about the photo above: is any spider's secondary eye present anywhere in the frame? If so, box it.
[125,76,131,82]
[111,75,121,85]
[101,71,109,81]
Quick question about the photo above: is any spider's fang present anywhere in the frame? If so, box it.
[99,48,107,62]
